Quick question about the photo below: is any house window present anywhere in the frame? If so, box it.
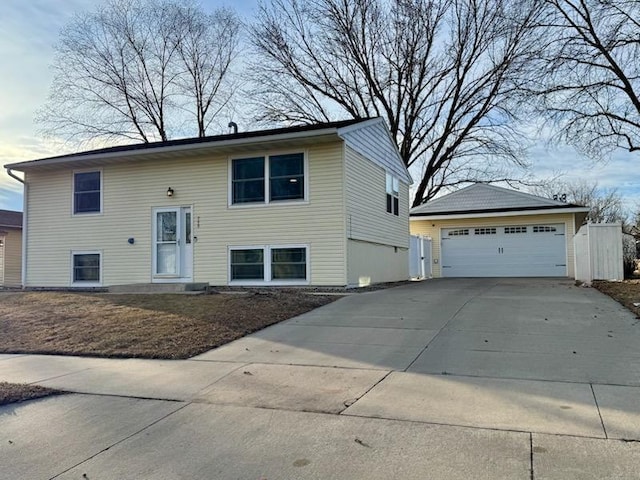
[72,252,101,284]
[229,245,308,284]
[231,152,305,205]
[505,226,527,234]
[232,157,265,204]
[386,173,399,215]
[474,228,496,235]
[74,171,101,214]
[230,249,264,280]
[272,247,306,280]
[270,153,304,201]
[448,229,469,236]
[533,225,557,233]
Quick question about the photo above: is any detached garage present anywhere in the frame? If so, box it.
[410,184,589,278]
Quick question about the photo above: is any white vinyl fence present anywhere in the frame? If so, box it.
[574,223,623,283]
[409,235,432,279]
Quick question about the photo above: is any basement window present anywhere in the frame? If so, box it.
[229,245,309,285]
[72,251,101,285]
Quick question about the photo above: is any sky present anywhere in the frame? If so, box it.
[1,0,639,214]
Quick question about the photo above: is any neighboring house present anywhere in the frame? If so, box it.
[0,209,22,287]
[410,184,589,278]
[4,118,411,289]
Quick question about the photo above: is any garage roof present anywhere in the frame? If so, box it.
[0,209,22,229]
[411,183,590,218]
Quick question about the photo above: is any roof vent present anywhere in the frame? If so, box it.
[228,122,238,134]
[553,193,567,202]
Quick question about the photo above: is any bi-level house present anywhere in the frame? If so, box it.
[5,118,412,289]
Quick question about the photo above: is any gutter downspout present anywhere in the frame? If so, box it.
[5,169,26,288]
[6,168,24,185]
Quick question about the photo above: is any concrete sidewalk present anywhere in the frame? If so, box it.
[2,278,640,478]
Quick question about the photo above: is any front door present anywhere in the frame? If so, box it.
[153,207,192,281]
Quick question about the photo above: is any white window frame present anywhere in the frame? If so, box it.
[72,169,103,216]
[228,244,310,286]
[70,250,102,287]
[228,150,309,208]
[385,172,399,216]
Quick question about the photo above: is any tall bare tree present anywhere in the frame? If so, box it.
[250,0,543,205]
[38,0,241,144]
[529,0,640,157]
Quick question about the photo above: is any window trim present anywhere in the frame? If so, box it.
[227,150,309,208]
[72,169,103,216]
[228,244,310,286]
[385,172,400,216]
[70,250,102,287]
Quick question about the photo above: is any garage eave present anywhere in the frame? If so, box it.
[410,206,590,222]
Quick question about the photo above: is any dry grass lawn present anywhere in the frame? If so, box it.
[0,291,338,359]
[0,382,62,406]
[593,280,640,317]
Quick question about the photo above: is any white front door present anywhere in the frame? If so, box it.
[153,207,192,281]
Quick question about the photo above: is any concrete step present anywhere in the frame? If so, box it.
[108,283,210,294]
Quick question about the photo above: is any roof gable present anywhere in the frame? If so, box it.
[411,183,582,216]
[337,118,412,183]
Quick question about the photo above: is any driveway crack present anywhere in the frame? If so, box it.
[49,401,190,479]
[590,383,608,439]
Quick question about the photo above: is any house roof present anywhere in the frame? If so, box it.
[410,183,590,218]
[4,118,375,170]
[0,209,22,229]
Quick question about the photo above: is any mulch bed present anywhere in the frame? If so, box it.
[592,280,640,317]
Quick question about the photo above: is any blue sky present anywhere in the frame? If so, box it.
[1,0,639,214]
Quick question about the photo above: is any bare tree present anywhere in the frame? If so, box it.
[174,6,242,138]
[250,0,543,206]
[531,178,628,224]
[528,0,640,157]
[38,0,241,144]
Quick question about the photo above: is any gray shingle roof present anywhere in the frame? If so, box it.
[411,183,583,216]
[0,209,23,228]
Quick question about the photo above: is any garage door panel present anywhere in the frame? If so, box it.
[441,224,566,278]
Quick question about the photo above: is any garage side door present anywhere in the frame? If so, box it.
[441,224,567,277]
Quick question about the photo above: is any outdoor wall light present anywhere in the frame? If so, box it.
[166,187,174,197]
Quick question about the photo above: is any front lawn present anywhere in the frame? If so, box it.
[592,280,640,317]
[0,291,338,359]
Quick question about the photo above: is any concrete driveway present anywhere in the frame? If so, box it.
[2,278,640,479]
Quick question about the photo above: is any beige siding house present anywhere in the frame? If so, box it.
[410,184,589,278]
[0,210,23,287]
[5,118,411,289]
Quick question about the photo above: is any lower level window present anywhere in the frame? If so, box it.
[272,248,306,280]
[230,249,264,280]
[72,252,101,283]
[230,245,308,283]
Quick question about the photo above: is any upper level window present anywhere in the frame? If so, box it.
[74,171,101,214]
[386,173,399,216]
[231,153,305,205]
[232,157,265,204]
[270,153,304,201]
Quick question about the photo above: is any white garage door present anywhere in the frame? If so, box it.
[441,224,567,277]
